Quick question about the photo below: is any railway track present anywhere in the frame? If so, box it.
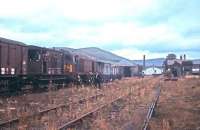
[57,79,162,130]
[0,81,125,129]
[142,84,161,130]
[58,93,130,130]
[0,78,161,130]
[0,93,104,129]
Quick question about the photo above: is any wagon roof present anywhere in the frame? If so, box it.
[28,46,64,54]
[0,37,26,46]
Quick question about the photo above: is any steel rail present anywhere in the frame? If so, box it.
[142,86,161,130]
[0,93,103,128]
[58,93,130,130]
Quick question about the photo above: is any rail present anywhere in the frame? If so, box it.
[0,93,103,128]
[58,93,130,130]
[142,85,161,130]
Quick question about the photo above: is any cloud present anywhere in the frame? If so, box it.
[112,48,200,60]
[0,0,155,20]
[55,0,155,21]
[66,22,171,43]
[0,0,200,59]
[65,21,200,52]
[0,0,49,18]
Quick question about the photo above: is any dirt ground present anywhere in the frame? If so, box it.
[149,77,200,130]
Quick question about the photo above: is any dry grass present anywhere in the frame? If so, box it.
[149,77,200,130]
[88,77,160,130]
[0,85,99,121]
[0,77,161,130]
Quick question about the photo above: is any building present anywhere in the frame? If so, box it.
[143,66,163,75]
[192,59,200,75]
[163,54,193,77]
[130,65,143,76]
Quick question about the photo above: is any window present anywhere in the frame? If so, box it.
[28,50,41,62]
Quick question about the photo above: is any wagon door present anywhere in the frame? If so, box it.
[92,61,95,72]
[0,44,1,72]
[9,45,16,75]
[15,45,22,74]
[22,46,28,75]
[0,44,8,75]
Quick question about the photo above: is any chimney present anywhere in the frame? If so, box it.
[184,54,186,60]
[180,55,183,60]
[143,55,146,69]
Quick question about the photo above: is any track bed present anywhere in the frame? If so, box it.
[0,77,160,130]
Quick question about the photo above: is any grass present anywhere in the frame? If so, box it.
[149,77,200,130]
[0,77,161,130]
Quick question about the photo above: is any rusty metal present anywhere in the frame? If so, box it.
[142,86,161,130]
[27,46,64,75]
[58,93,129,130]
[78,58,93,73]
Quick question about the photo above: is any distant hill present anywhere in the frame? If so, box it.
[54,47,200,67]
[56,47,136,66]
[78,47,136,65]
[132,58,165,67]
[132,58,200,67]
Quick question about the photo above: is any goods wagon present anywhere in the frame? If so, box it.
[0,37,28,91]
[103,63,111,75]
[110,65,122,80]
[0,37,27,75]
[111,66,120,75]
[102,63,112,82]
[0,37,135,93]
[93,61,104,74]
[78,58,93,73]
[28,46,63,75]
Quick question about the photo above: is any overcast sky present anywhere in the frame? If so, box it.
[0,0,199,60]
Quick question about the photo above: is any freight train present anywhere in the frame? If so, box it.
[0,37,126,92]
